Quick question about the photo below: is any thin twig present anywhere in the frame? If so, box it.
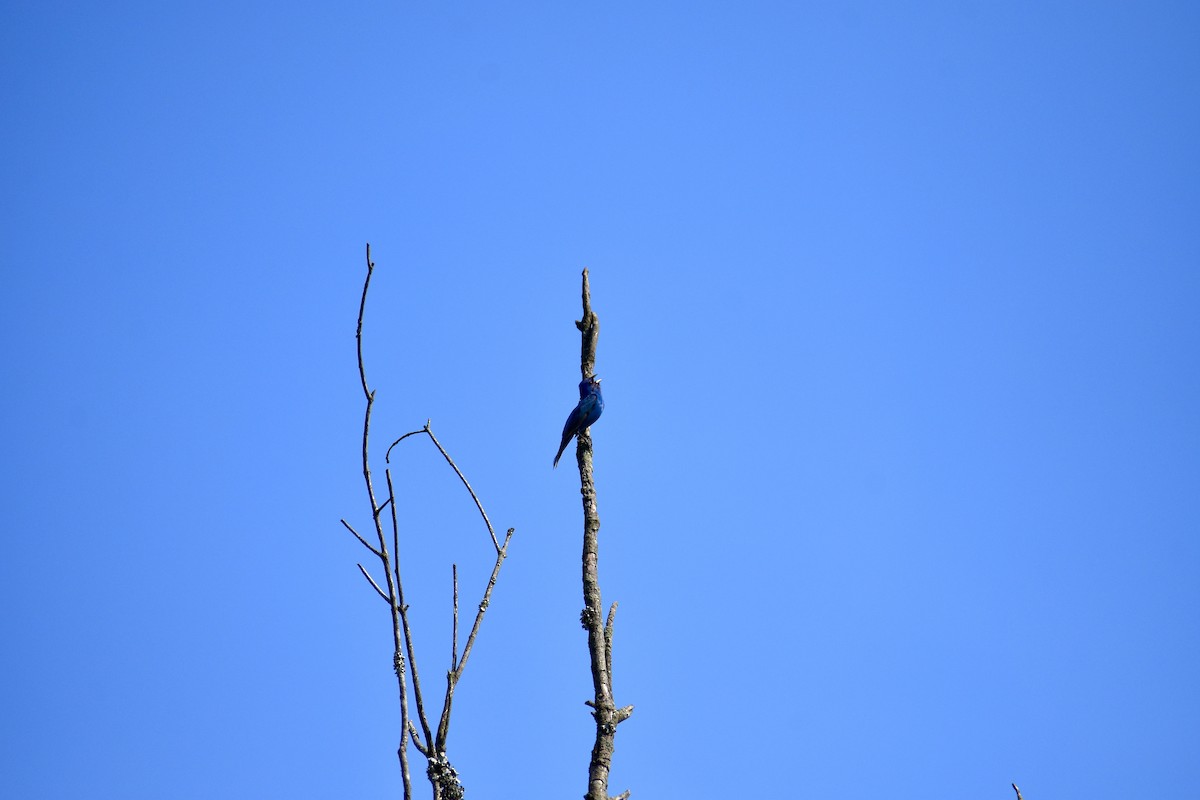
[341,519,383,558]
[1012,784,1024,800]
[451,564,459,672]
[454,528,514,680]
[381,468,414,800]
[389,468,402,597]
[355,248,383,556]
[387,467,434,751]
[432,527,514,752]
[385,467,405,644]
[424,425,501,553]
[385,427,428,463]
[357,564,390,603]
[385,422,500,553]
[357,245,413,800]
[356,245,374,401]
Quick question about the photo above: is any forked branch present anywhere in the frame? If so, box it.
[340,243,514,800]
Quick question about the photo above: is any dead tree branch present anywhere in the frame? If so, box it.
[572,268,632,800]
[340,243,513,800]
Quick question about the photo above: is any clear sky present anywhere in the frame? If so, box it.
[2,2,1198,798]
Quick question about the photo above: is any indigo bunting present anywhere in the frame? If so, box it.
[553,376,604,468]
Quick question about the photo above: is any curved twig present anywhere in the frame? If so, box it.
[385,427,428,464]
[423,425,500,553]
[385,422,501,553]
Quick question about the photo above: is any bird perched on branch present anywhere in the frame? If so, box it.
[554,376,604,468]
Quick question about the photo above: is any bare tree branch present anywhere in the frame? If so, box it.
[429,429,499,554]
[379,468,416,799]
[356,563,390,603]
[455,528,514,680]
[572,268,632,800]
[340,245,515,800]
[451,564,459,672]
[408,721,429,756]
[1013,784,1024,800]
[384,427,427,463]
[386,467,434,752]
[432,526,514,755]
[351,244,415,800]
[340,518,383,558]
[386,422,500,553]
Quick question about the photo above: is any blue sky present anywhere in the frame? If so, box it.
[2,2,1198,798]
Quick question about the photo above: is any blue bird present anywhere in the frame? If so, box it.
[553,376,604,468]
